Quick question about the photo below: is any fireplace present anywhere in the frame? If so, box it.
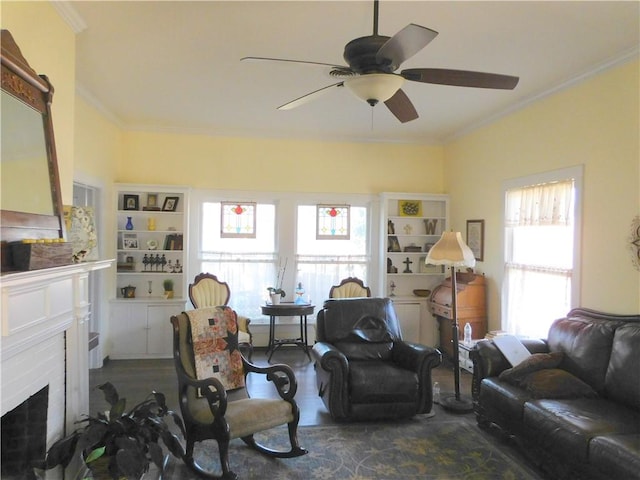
[1,260,112,480]
[1,386,49,478]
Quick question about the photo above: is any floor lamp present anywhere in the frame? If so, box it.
[425,231,476,413]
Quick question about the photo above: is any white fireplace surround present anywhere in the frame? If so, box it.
[1,260,112,475]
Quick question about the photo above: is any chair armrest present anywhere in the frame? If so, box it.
[311,342,350,419]
[243,358,298,400]
[392,341,442,372]
[236,314,251,335]
[392,341,443,414]
[470,338,549,400]
[311,342,349,374]
[174,361,228,419]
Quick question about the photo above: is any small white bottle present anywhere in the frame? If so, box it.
[464,322,472,344]
[433,382,440,404]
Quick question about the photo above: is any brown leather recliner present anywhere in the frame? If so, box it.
[311,297,442,421]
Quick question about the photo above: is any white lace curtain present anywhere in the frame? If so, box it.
[504,179,575,338]
[505,180,574,227]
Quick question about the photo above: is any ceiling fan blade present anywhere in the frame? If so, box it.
[402,68,519,89]
[241,56,347,70]
[376,24,438,71]
[278,82,344,110]
[384,88,418,123]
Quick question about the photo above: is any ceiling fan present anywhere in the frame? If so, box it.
[241,0,519,123]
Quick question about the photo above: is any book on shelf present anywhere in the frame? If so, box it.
[163,233,183,250]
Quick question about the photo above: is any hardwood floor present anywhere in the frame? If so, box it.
[89,347,475,427]
[88,348,547,479]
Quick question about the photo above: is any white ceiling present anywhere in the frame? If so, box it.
[68,1,639,145]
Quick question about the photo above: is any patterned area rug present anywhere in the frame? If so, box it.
[164,417,543,479]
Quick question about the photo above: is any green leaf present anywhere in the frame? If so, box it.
[84,446,106,464]
[110,397,127,419]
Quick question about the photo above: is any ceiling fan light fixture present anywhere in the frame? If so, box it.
[345,73,405,106]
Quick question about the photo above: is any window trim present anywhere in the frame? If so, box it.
[501,165,583,327]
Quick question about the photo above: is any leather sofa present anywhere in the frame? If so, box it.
[311,297,442,421]
[470,308,640,480]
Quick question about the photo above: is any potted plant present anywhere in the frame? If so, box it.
[267,286,286,305]
[163,279,174,299]
[33,382,185,480]
[267,258,287,304]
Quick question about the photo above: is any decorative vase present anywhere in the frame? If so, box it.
[270,293,281,305]
[125,217,134,230]
[164,290,174,299]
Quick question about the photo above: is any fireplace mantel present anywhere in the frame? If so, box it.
[1,259,113,460]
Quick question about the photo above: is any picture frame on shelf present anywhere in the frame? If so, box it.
[162,196,179,212]
[122,233,139,250]
[143,193,161,211]
[123,194,139,211]
[388,235,401,252]
[466,219,485,261]
[398,200,422,217]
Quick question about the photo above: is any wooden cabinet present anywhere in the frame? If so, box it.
[430,272,486,358]
[379,193,449,347]
[110,184,189,358]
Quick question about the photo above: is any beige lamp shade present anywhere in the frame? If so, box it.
[344,74,405,105]
[425,231,476,268]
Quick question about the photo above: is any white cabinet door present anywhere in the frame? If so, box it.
[393,300,421,343]
[146,304,182,356]
[110,303,148,358]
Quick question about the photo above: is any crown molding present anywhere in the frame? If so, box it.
[445,45,640,143]
[51,1,87,34]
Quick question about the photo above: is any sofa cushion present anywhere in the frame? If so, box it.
[499,352,564,383]
[335,341,393,360]
[589,434,640,480]
[480,377,533,423]
[349,360,418,403]
[547,317,623,393]
[605,324,640,411]
[523,397,640,462]
[516,369,597,399]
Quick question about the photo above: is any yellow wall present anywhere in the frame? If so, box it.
[1,1,77,204]
[4,2,638,333]
[446,60,640,324]
[119,132,444,195]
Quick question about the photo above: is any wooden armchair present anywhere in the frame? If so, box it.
[189,273,253,360]
[170,307,307,479]
[329,276,371,298]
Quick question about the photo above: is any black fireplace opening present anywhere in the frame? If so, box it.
[1,385,49,479]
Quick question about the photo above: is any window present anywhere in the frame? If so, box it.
[200,201,277,319]
[296,205,369,306]
[502,167,582,338]
[195,194,372,320]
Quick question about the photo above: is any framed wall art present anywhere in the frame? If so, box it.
[466,219,485,261]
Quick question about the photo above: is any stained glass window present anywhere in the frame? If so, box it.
[316,204,350,240]
[220,202,257,238]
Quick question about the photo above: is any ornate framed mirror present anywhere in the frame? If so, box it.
[1,30,65,270]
